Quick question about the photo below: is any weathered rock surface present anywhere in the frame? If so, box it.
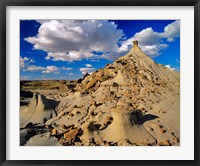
[20,93,59,128]
[20,41,180,146]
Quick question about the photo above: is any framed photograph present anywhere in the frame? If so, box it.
[0,0,199,165]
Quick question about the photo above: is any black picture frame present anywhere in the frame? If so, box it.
[0,0,199,165]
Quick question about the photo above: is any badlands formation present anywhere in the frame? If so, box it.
[20,41,180,146]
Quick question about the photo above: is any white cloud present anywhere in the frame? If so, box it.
[131,20,180,46]
[103,20,180,60]
[20,56,35,68]
[141,44,168,57]
[23,57,29,61]
[69,73,74,76]
[29,59,35,63]
[23,65,45,72]
[42,66,59,74]
[162,20,180,42]
[22,63,73,74]
[25,20,124,62]
[80,67,95,75]
[132,27,161,46]
[25,20,180,62]
[36,19,51,24]
[45,51,93,62]
[85,64,92,67]
[165,64,177,71]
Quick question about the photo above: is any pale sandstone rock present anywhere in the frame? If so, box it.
[20,41,180,146]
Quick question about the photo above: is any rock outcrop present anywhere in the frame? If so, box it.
[20,41,180,146]
[20,93,59,128]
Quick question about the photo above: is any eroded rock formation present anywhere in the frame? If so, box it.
[20,41,180,146]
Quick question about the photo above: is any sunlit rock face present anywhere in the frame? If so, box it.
[20,41,180,146]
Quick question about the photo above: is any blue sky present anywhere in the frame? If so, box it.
[20,20,180,80]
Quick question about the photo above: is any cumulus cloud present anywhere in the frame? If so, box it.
[42,66,59,74]
[25,20,124,62]
[45,51,93,62]
[162,20,180,42]
[20,56,35,68]
[103,20,180,60]
[80,67,95,75]
[23,64,72,74]
[29,59,35,63]
[141,44,168,57]
[25,20,180,62]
